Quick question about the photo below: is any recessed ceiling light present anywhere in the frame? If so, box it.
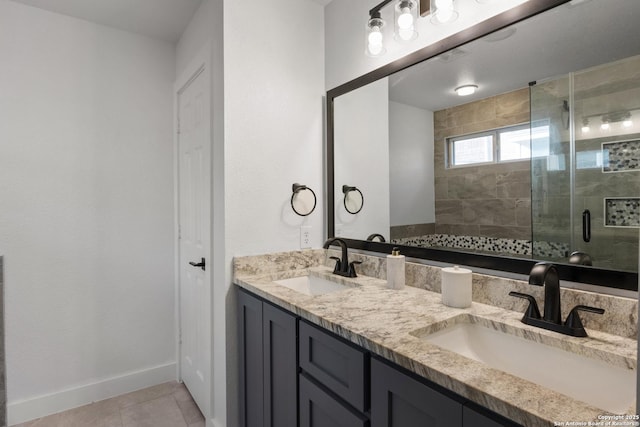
[566,0,592,8]
[455,85,478,96]
[483,27,517,42]
[436,48,469,62]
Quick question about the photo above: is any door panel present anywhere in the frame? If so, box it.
[178,66,211,415]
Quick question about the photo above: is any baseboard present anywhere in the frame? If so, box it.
[8,362,176,425]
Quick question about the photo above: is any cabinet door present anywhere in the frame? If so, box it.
[299,321,367,411]
[299,374,368,427]
[463,406,522,427]
[238,290,264,427]
[371,358,462,427]
[263,302,297,427]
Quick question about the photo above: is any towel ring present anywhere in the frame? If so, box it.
[291,183,317,216]
[342,185,364,214]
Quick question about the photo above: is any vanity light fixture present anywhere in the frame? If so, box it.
[366,0,420,56]
[430,0,458,25]
[395,0,419,41]
[366,11,386,57]
[455,84,478,96]
[582,109,637,132]
[581,118,590,133]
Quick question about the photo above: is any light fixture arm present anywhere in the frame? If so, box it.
[369,0,394,17]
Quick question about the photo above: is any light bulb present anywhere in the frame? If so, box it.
[368,42,383,56]
[368,27,383,45]
[581,125,590,133]
[623,119,633,128]
[601,123,610,130]
[433,0,456,23]
[437,8,454,23]
[398,28,414,41]
[397,8,413,29]
[455,85,477,96]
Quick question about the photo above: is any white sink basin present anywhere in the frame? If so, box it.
[273,275,354,296]
[413,316,636,413]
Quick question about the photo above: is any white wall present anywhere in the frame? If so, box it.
[389,101,434,227]
[325,0,529,90]
[224,3,324,425]
[176,0,324,425]
[224,0,326,257]
[334,78,390,240]
[0,2,176,423]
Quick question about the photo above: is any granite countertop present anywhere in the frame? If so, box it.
[233,264,637,427]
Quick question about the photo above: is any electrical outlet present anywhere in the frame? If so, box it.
[300,226,312,249]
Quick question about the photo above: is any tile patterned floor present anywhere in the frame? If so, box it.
[11,381,204,427]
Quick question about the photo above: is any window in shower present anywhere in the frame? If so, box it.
[447,122,550,167]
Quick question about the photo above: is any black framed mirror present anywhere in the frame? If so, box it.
[327,0,640,291]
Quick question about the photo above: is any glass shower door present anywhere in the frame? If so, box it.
[530,56,640,272]
[571,56,640,272]
[530,76,573,263]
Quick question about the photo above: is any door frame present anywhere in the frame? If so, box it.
[173,42,212,419]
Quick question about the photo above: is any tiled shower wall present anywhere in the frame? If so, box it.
[433,88,531,240]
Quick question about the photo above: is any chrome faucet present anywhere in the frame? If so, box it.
[509,262,604,337]
[323,238,361,277]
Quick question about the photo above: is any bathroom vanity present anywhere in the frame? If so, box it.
[234,250,637,427]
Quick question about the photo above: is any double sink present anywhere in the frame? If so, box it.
[270,270,636,415]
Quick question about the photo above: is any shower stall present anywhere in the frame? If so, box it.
[530,55,640,272]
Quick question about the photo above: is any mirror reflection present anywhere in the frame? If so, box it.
[333,0,640,273]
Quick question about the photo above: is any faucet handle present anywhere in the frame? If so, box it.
[509,291,542,320]
[329,256,342,273]
[348,261,362,278]
[564,305,604,332]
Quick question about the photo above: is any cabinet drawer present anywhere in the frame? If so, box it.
[299,374,369,427]
[299,321,367,412]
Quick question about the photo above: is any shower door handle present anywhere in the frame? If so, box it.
[582,209,591,243]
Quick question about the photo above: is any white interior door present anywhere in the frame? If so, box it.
[177,65,211,416]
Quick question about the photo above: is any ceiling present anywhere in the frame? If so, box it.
[388,0,640,111]
[8,0,204,43]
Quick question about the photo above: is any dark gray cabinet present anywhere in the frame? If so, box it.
[238,289,264,427]
[299,320,367,412]
[299,374,369,427]
[238,289,297,427]
[371,358,462,427]
[463,405,519,427]
[238,287,520,427]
